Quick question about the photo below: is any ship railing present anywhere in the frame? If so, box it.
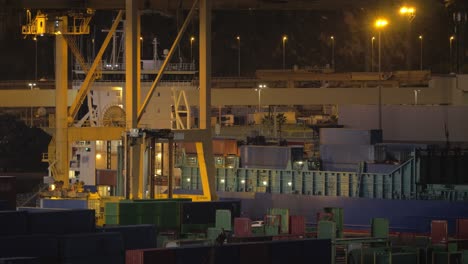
[74,61,196,72]
[179,157,418,200]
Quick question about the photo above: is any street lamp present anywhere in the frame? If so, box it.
[374,18,388,131]
[255,84,267,112]
[419,35,423,70]
[236,36,241,77]
[330,36,335,69]
[450,35,455,73]
[371,36,375,72]
[399,6,416,20]
[190,36,195,63]
[399,6,416,70]
[282,35,287,70]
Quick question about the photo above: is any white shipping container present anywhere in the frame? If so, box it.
[320,128,372,145]
[320,144,375,164]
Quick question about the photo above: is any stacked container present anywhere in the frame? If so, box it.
[268,208,289,234]
[234,218,252,237]
[0,176,16,210]
[289,215,306,235]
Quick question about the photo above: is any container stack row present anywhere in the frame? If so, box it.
[0,208,165,264]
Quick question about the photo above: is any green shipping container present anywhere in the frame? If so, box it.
[265,225,279,236]
[317,220,336,239]
[268,208,289,234]
[215,210,232,231]
[372,218,389,238]
[252,226,265,236]
[207,227,223,241]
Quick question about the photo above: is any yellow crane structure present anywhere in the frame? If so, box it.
[20,0,217,201]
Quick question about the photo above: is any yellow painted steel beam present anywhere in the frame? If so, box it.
[181,86,453,106]
[0,90,77,107]
[137,0,199,122]
[196,141,216,201]
[55,34,69,187]
[67,127,124,141]
[68,10,123,123]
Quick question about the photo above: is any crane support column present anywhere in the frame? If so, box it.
[125,0,142,199]
[197,0,217,201]
[55,33,69,187]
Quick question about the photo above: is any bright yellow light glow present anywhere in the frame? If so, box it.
[157,153,162,159]
[282,35,288,41]
[50,184,56,191]
[140,36,143,40]
[236,36,240,40]
[374,19,389,29]
[190,36,195,41]
[450,36,455,41]
[96,153,102,159]
[400,6,415,15]
[419,35,423,39]
[330,36,334,40]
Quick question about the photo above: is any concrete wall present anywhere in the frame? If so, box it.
[339,105,468,142]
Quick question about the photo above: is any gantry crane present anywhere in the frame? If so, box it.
[20,0,217,201]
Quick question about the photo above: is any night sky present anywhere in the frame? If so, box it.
[0,0,465,80]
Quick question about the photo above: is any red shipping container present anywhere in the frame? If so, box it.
[289,215,306,235]
[457,219,468,239]
[126,248,176,264]
[234,218,252,237]
[96,169,117,186]
[431,220,448,245]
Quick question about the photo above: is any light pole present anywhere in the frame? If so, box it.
[282,35,287,70]
[419,35,423,70]
[140,36,143,59]
[255,84,267,112]
[190,36,195,63]
[28,83,36,127]
[330,36,335,69]
[375,18,388,131]
[236,36,241,77]
[33,36,38,81]
[371,36,375,72]
[399,6,416,70]
[414,89,421,105]
[450,35,455,73]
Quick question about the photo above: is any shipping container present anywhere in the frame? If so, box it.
[97,224,157,250]
[289,215,306,235]
[59,232,124,264]
[0,211,28,236]
[0,177,16,210]
[26,209,95,234]
[0,235,59,264]
[431,220,448,245]
[234,218,252,237]
[215,210,232,231]
[320,128,382,145]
